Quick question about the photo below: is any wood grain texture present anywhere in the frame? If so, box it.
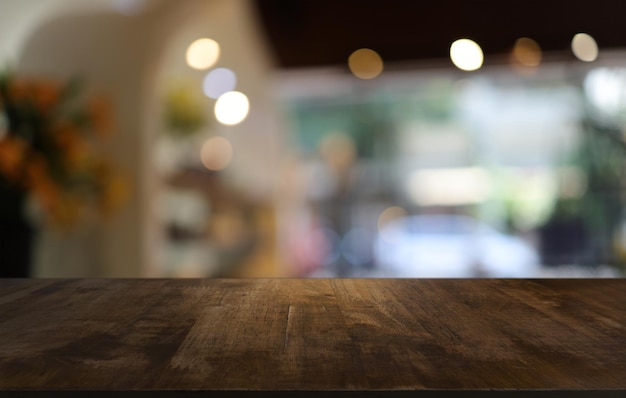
[0,278,625,393]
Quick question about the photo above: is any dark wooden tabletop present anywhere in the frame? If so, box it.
[1,278,625,397]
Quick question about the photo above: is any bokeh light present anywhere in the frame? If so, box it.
[203,68,237,99]
[406,167,491,206]
[186,38,220,70]
[294,227,341,268]
[377,206,408,231]
[450,39,484,71]
[572,33,599,62]
[200,136,233,170]
[512,37,542,67]
[214,91,249,126]
[584,67,626,117]
[348,48,384,79]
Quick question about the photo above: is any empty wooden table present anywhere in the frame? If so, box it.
[1,278,625,397]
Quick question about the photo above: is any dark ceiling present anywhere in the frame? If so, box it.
[252,0,626,69]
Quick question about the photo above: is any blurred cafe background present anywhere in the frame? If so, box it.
[1,0,626,278]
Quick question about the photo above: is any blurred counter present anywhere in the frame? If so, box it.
[0,278,625,396]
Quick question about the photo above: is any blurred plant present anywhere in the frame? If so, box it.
[0,70,128,228]
[163,82,207,138]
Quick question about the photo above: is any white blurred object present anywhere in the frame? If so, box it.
[374,214,540,277]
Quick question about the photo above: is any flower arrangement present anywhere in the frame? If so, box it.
[0,70,127,228]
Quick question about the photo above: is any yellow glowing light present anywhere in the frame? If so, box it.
[200,136,233,171]
[450,39,484,71]
[512,37,542,67]
[406,167,491,206]
[186,38,220,70]
[572,33,598,62]
[377,206,407,231]
[214,91,249,126]
[348,48,384,79]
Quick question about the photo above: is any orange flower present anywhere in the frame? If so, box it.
[31,81,60,113]
[87,95,114,139]
[24,154,47,183]
[7,78,31,101]
[5,77,59,114]
[28,171,60,216]
[26,153,91,228]
[0,135,27,181]
[24,154,57,209]
[52,122,90,169]
[1,72,127,229]
[100,172,129,215]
